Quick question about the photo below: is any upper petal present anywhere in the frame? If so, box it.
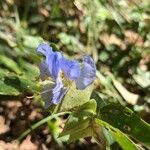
[36,43,53,56]
[37,43,63,79]
[46,52,62,78]
[75,55,96,90]
[59,57,81,80]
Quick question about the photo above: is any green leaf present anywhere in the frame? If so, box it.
[99,103,150,148]
[4,75,35,93]
[59,99,106,148]
[58,33,85,52]
[59,100,98,143]
[0,75,36,96]
[0,55,21,74]
[23,35,43,49]
[95,119,139,150]
[102,128,115,145]
[60,99,96,136]
[19,59,39,80]
[66,126,96,144]
[0,80,20,96]
[56,82,94,112]
[0,69,8,78]
[0,31,16,47]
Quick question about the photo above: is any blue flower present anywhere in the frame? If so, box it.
[37,43,96,107]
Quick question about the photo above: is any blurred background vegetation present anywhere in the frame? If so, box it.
[0,0,150,149]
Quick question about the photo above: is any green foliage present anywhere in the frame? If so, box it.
[0,80,20,96]
[99,103,150,148]
[95,119,139,150]
[0,75,35,96]
[59,99,97,143]
[0,55,21,74]
[0,14,41,97]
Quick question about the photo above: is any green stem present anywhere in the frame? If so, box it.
[14,5,20,27]
[18,111,71,141]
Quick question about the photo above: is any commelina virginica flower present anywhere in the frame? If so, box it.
[37,43,96,108]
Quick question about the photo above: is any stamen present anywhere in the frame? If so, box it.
[59,70,72,87]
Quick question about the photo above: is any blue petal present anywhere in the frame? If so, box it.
[41,77,67,106]
[75,55,96,90]
[46,52,62,78]
[36,43,53,56]
[59,57,81,80]
[39,61,50,80]
[37,43,63,79]
[52,78,67,104]
[41,84,54,108]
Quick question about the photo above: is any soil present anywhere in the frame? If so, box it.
[0,97,99,150]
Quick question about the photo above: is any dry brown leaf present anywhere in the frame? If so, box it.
[99,33,126,49]
[39,8,49,17]
[124,30,144,46]
[113,80,139,105]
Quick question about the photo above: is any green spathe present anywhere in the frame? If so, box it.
[56,82,94,112]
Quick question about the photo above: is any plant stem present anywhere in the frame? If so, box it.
[18,111,71,141]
